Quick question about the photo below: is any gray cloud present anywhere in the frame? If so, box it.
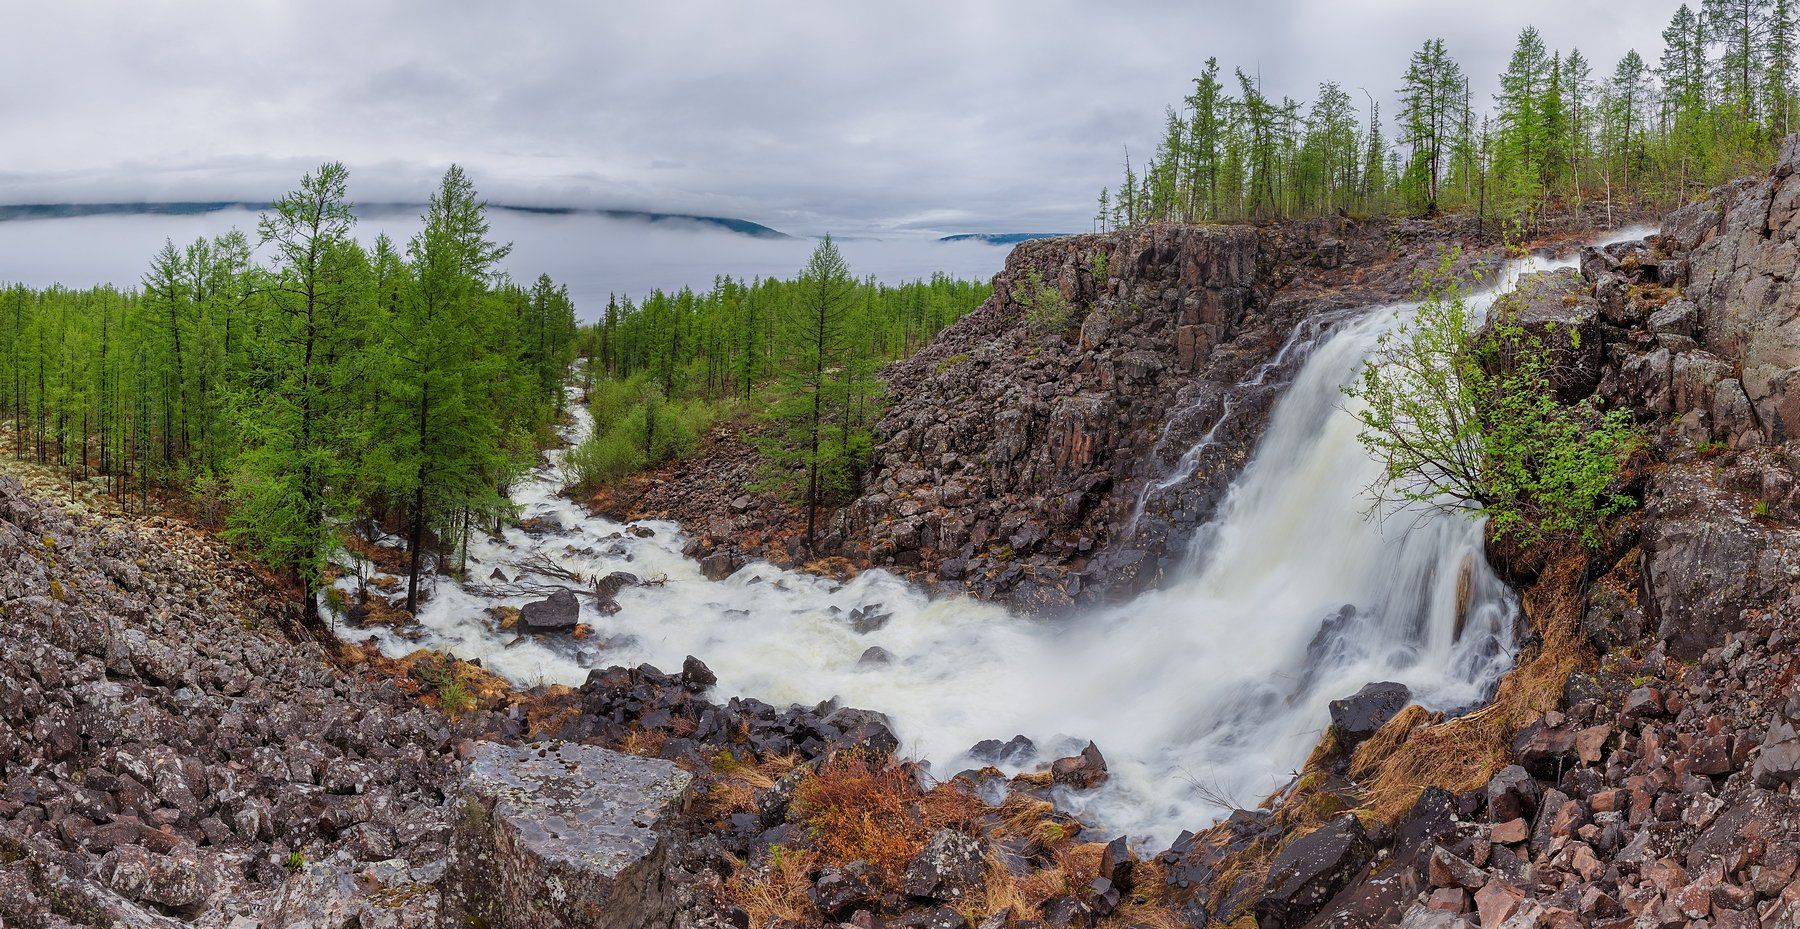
[0,1,1674,235]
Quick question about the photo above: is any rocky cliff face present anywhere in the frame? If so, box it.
[1157,140,1800,929]
[848,218,1497,610]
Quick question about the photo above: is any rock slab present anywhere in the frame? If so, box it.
[441,740,693,929]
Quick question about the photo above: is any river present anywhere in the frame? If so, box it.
[335,228,1649,847]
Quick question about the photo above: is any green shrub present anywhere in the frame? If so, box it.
[1344,251,1643,548]
[563,392,721,493]
[1013,269,1075,334]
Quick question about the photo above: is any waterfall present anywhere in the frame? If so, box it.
[337,229,1650,847]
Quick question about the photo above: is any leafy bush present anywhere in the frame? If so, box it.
[563,391,721,493]
[1013,269,1075,334]
[1344,253,1642,548]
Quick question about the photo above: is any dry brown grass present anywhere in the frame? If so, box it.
[792,755,939,882]
[722,846,821,928]
[620,728,670,757]
[691,750,804,826]
[1354,546,1594,822]
[1347,705,1435,781]
[1006,842,1107,918]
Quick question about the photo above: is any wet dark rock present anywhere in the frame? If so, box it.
[518,588,582,633]
[1328,681,1412,749]
[858,646,894,666]
[681,655,717,691]
[1097,835,1134,892]
[1254,814,1373,929]
[699,551,737,581]
[1050,742,1108,789]
[811,861,879,917]
[847,605,894,633]
[969,735,1037,767]
[595,571,641,597]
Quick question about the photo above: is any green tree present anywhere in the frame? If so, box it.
[764,237,856,550]
[227,162,369,626]
[1344,254,1641,547]
[1399,38,1467,212]
[380,165,517,611]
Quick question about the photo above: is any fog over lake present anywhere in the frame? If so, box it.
[0,209,1017,318]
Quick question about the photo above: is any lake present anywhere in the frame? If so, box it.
[0,208,1018,319]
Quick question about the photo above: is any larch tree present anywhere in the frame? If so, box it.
[227,161,369,627]
[381,164,516,612]
[764,236,856,550]
[1399,38,1466,212]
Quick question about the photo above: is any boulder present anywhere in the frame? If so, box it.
[1050,742,1108,789]
[698,552,737,581]
[1254,814,1373,929]
[1485,765,1539,824]
[440,740,693,929]
[811,861,879,917]
[969,735,1036,766]
[1328,681,1412,749]
[1495,270,1603,400]
[1754,716,1800,788]
[818,707,900,757]
[1640,463,1800,658]
[1510,720,1579,779]
[518,589,581,633]
[902,829,987,903]
[680,655,716,691]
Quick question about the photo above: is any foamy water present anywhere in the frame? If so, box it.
[336,229,1649,846]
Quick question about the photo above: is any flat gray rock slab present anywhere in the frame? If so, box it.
[441,741,693,929]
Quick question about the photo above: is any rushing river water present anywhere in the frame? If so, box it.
[337,229,1649,847]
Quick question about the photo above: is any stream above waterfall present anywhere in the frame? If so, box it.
[335,228,1652,847]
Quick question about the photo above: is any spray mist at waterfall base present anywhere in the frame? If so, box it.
[337,230,1650,847]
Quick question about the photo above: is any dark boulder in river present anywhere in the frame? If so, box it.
[1327,681,1411,749]
[518,588,581,633]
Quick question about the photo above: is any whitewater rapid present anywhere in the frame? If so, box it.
[338,230,1648,847]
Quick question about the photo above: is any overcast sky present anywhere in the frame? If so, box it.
[2,2,1674,236]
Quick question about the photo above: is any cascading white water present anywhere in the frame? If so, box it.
[339,229,1649,847]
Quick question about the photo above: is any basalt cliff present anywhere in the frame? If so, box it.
[642,213,1608,609]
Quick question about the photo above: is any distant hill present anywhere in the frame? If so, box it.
[937,232,1068,245]
[0,201,791,239]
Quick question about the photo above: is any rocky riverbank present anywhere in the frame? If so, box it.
[624,208,1630,612]
[0,462,1144,929]
[1145,140,1800,929]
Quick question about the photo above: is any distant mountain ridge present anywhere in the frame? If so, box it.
[937,232,1067,245]
[0,201,790,239]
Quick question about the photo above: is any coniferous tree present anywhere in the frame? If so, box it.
[765,237,856,550]
[227,162,367,626]
[1399,38,1467,212]
[380,165,516,611]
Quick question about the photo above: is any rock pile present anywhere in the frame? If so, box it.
[0,476,456,926]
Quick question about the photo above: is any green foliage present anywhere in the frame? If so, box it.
[563,379,721,494]
[583,237,987,550]
[1344,253,1643,548]
[1,162,580,623]
[1014,270,1075,334]
[1104,8,1800,228]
